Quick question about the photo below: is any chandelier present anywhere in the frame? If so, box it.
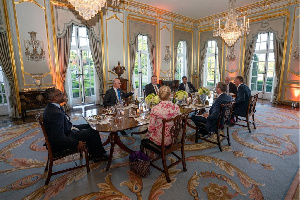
[24,31,45,62]
[68,0,119,20]
[213,0,250,47]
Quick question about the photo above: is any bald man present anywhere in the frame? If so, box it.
[104,78,134,107]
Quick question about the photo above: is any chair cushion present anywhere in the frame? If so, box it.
[141,139,170,155]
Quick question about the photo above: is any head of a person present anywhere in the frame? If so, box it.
[44,87,66,103]
[225,77,230,84]
[234,76,244,86]
[158,85,171,101]
[182,76,187,84]
[216,82,227,94]
[151,75,158,85]
[113,78,121,89]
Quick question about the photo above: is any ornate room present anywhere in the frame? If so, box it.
[0,0,299,199]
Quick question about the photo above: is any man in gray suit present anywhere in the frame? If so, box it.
[191,82,232,135]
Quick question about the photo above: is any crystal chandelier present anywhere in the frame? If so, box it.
[68,0,107,20]
[213,0,250,47]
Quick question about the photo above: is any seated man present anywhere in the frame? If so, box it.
[225,76,237,94]
[145,75,161,97]
[43,87,107,163]
[191,82,232,135]
[233,76,251,117]
[178,76,197,93]
[104,78,134,107]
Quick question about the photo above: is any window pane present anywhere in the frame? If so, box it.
[258,54,266,62]
[260,42,267,50]
[261,33,268,41]
[79,27,87,37]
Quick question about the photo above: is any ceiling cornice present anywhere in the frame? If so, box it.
[50,0,299,28]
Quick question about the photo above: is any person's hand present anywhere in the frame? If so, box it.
[203,113,209,118]
[77,141,86,151]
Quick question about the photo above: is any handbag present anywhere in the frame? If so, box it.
[129,151,151,178]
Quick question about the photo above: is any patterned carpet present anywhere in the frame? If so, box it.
[0,104,299,200]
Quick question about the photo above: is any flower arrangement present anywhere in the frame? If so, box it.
[145,93,160,105]
[198,87,210,95]
[175,90,188,101]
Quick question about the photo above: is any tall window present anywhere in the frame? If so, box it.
[251,33,274,98]
[204,40,219,87]
[0,66,7,106]
[175,41,187,80]
[68,26,95,105]
[134,35,151,97]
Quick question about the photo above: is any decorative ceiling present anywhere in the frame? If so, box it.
[133,0,264,19]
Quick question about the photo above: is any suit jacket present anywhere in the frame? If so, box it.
[145,83,161,97]
[43,103,78,151]
[228,82,237,94]
[178,82,197,93]
[234,84,251,117]
[206,93,233,132]
[103,87,133,107]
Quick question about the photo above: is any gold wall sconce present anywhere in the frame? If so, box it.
[24,31,45,62]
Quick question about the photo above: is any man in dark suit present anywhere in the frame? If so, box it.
[178,76,197,93]
[233,76,251,117]
[225,77,237,94]
[145,75,161,97]
[103,78,134,107]
[191,82,232,135]
[43,88,107,163]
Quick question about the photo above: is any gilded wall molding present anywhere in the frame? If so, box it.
[286,6,300,80]
[12,0,53,87]
[159,21,172,80]
[106,10,125,83]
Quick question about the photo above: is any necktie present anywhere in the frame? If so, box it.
[154,85,159,95]
[117,90,121,101]
[185,84,189,92]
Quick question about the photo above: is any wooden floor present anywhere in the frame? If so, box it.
[0,99,297,129]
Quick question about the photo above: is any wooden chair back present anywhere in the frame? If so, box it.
[235,93,258,133]
[141,113,188,183]
[36,113,90,185]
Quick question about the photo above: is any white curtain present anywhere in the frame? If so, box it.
[129,36,138,88]
[271,37,284,103]
[198,42,208,87]
[147,36,156,75]
[88,29,104,105]
[243,36,258,85]
[0,32,19,118]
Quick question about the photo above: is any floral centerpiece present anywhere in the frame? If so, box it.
[175,90,188,101]
[145,93,160,106]
[198,87,210,95]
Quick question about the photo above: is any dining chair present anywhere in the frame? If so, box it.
[234,93,258,133]
[36,113,90,185]
[194,102,233,152]
[140,114,188,183]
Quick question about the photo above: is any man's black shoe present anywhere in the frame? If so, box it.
[93,155,108,163]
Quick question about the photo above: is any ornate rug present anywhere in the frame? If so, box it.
[0,104,299,200]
